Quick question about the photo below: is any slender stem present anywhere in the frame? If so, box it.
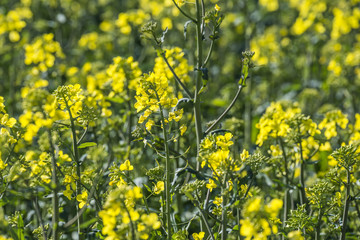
[205,85,244,135]
[48,130,59,240]
[278,137,289,238]
[298,136,308,207]
[315,208,323,240]
[124,204,136,240]
[203,40,214,67]
[157,96,172,240]
[221,174,228,240]
[241,176,254,200]
[244,78,252,149]
[76,127,88,145]
[63,168,105,228]
[194,0,203,171]
[161,52,193,99]
[64,149,115,228]
[32,197,48,240]
[63,95,82,237]
[194,202,215,240]
[171,0,197,23]
[340,170,351,240]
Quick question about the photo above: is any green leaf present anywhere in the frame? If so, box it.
[79,217,98,229]
[17,213,25,240]
[144,184,152,193]
[78,142,97,149]
[105,97,124,104]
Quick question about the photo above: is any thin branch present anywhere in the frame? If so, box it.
[77,126,88,146]
[203,39,215,67]
[194,202,215,240]
[63,154,113,228]
[205,85,244,135]
[63,170,100,228]
[171,0,197,23]
[32,198,48,240]
[161,52,193,99]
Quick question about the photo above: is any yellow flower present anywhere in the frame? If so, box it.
[213,196,223,206]
[288,230,304,240]
[76,191,88,209]
[206,179,217,192]
[240,149,250,161]
[246,197,261,213]
[202,138,213,149]
[63,185,73,200]
[120,160,134,171]
[240,219,255,238]
[265,198,283,217]
[154,181,164,194]
[58,150,72,162]
[141,213,161,229]
[259,0,278,12]
[0,152,7,170]
[192,232,205,240]
[41,175,51,184]
[215,4,221,11]
[180,124,187,136]
[125,186,143,199]
[0,114,17,128]
[145,119,155,131]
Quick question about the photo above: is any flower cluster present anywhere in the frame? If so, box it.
[107,56,142,95]
[240,197,283,239]
[318,110,348,139]
[200,132,239,176]
[99,185,161,240]
[256,102,302,146]
[0,7,32,42]
[0,96,17,144]
[24,33,65,73]
[135,72,180,131]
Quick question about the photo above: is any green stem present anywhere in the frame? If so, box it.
[203,39,214,67]
[64,96,82,237]
[124,204,136,240]
[298,137,308,207]
[221,174,228,240]
[171,0,197,23]
[315,208,323,240]
[48,130,59,240]
[340,170,351,240]
[157,97,172,240]
[194,0,203,171]
[205,85,244,135]
[32,197,48,240]
[278,137,289,238]
[160,52,193,99]
[194,200,215,240]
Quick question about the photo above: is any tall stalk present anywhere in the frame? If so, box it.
[63,96,82,238]
[221,174,228,240]
[340,170,351,240]
[48,130,59,240]
[298,134,308,209]
[279,137,289,240]
[194,0,203,171]
[315,208,323,240]
[157,95,172,240]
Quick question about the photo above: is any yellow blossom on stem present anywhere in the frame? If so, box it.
[120,160,134,171]
[206,178,217,192]
[154,181,164,194]
[76,191,88,209]
[192,232,205,240]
